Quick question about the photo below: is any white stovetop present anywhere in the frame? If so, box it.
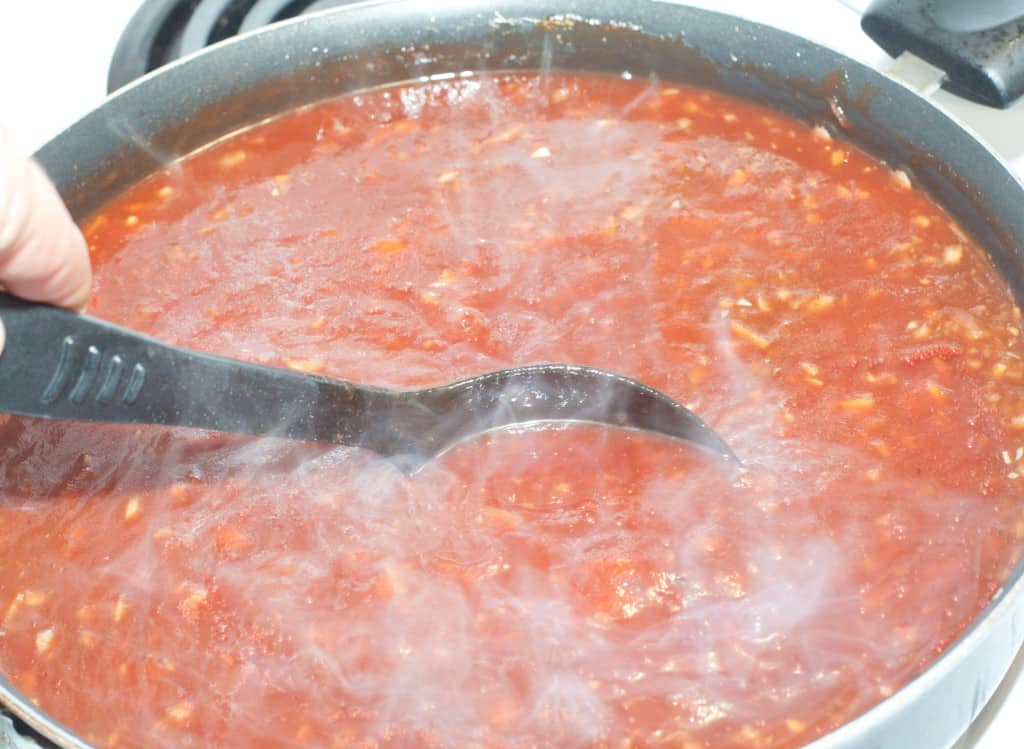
[1,1,1023,747]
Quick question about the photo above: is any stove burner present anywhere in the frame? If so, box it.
[107,0,357,92]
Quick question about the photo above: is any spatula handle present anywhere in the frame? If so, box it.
[0,293,355,440]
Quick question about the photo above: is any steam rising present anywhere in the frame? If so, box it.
[1,67,1022,749]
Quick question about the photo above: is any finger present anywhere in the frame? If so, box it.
[0,132,92,313]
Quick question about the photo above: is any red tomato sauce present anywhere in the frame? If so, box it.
[2,72,1024,748]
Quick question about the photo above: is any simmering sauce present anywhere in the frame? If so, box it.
[2,73,1024,748]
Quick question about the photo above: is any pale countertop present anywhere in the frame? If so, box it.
[1,1,1022,747]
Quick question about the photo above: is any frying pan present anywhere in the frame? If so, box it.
[4,1,1024,747]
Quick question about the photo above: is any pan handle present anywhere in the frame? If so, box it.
[862,0,1024,108]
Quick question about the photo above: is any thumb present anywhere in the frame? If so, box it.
[0,130,92,356]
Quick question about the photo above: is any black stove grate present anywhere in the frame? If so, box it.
[107,0,357,92]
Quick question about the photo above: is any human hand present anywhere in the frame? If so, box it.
[0,129,92,353]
